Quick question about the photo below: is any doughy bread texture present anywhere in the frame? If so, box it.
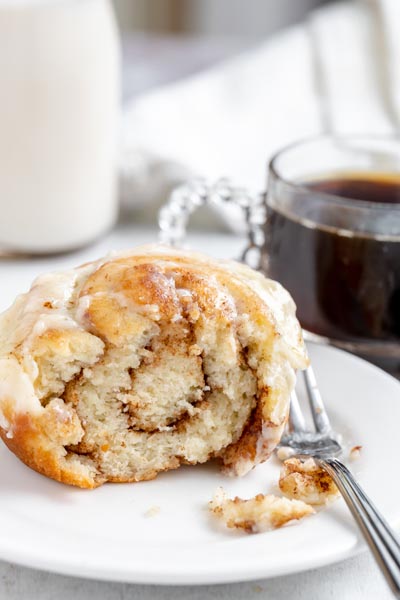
[0,245,308,488]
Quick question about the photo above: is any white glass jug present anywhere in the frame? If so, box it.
[0,0,120,253]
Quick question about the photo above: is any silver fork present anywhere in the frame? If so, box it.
[280,365,400,598]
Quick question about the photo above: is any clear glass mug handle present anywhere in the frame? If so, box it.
[158,178,267,270]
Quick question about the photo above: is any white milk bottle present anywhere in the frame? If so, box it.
[0,0,120,253]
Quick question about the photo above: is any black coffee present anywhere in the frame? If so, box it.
[265,174,400,342]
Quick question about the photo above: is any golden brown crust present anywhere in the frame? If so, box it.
[0,404,99,489]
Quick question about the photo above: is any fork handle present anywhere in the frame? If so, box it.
[318,458,400,598]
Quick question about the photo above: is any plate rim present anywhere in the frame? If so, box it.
[0,535,368,585]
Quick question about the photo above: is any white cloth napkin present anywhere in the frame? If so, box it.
[120,0,400,222]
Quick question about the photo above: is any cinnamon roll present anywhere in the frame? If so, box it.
[0,245,308,488]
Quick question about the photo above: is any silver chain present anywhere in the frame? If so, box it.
[158,178,266,269]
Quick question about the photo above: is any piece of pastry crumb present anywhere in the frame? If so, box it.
[349,445,362,461]
[144,505,160,518]
[209,487,314,534]
[279,457,339,505]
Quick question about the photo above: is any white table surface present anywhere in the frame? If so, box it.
[0,222,396,600]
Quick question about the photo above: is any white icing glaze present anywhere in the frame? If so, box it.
[0,357,41,411]
[0,409,10,433]
[74,294,92,326]
[0,357,43,437]
[0,266,94,355]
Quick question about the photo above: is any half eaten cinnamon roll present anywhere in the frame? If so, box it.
[0,245,308,488]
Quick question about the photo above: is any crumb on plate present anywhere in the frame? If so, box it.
[209,486,314,534]
[349,445,362,461]
[144,505,160,518]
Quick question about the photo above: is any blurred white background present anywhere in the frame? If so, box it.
[112,0,330,35]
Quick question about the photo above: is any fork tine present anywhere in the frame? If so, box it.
[289,390,307,432]
[303,365,332,434]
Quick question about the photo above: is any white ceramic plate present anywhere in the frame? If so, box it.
[0,343,399,585]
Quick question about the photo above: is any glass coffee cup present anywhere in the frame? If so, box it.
[159,135,400,375]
